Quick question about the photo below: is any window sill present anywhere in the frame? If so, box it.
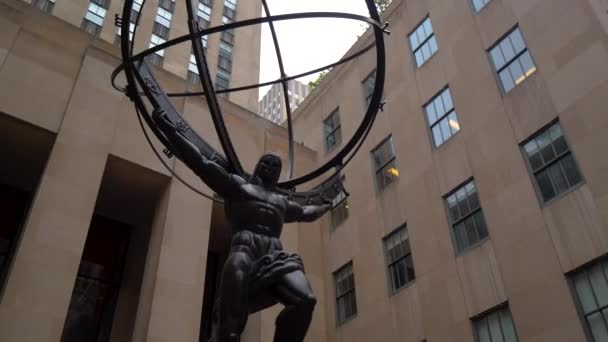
[389,279,416,297]
[455,236,490,257]
[540,181,586,208]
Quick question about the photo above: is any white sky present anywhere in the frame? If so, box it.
[258,1,370,99]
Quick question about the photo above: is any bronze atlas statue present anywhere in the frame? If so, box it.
[111,0,388,341]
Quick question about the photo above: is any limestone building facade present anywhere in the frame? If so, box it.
[0,0,608,342]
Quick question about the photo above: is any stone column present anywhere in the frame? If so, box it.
[0,52,122,342]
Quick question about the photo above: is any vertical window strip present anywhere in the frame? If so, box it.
[362,70,377,107]
[372,137,399,191]
[474,306,519,342]
[489,27,536,93]
[425,87,460,147]
[408,16,438,67]
[324,109,342,152]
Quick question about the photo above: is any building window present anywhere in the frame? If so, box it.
[216,69,231,95]
[81,0,108,36]
[147,34,166,66]
[409,16,438,68]
[362,69,376,107]
[330,190,348,229]
[383,225,415,293]
[155,7,173,31]
[489,27,536,93]
[218,49,233,73]
[445,180,488,254]
[334,263,357,325]
[522,122,583,203]
[187,54,199,84]
[158,0,175,12]
[115,22,135,45]
[472,0,492,12]
[32,0,55,13]
[372,136,399,191]
[474,306,519,342]
[571,257,608,342]
[425,87,460,147]
[324,109,342,152]
[198,2,212,22]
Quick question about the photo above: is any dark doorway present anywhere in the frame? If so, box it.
[61,215,132,342]
[0,184,30,290]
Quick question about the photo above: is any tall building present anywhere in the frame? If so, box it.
[258,79,310,124]
[1,0,608,342]
[27,0,261,111]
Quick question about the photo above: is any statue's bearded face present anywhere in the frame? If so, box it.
[254,153,282,185]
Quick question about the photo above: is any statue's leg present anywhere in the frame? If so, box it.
[217,250,252,342]
[272,270,317,342]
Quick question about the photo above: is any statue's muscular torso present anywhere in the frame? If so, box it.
[225,176,290,238]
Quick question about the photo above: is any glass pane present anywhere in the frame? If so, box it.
[536,170,556,202]
[447,195,460,221]
[455,222,468,252]
[548,124,567,155]
[465,216,479,246]
[415,50,424,67]
[561,154,582,187]
[500,309,518,342]
[448,112,460,134]
[499,69,515,93]
[490,47,506,70]
[538,132,556,163]
[434,96,446,117]
[426,103,438,125]
[500,38,516,63]
[423,18,433,37]
[575,272,598,314]
[428,35,438,54]
[422,42,431,61]
[433,125,443,147]
[440,118,452,141]
[524,140,544,171]
[456,188,470,216]
[588,312,608,342]
[509,28,526,54]
[405,255,415,282]
[467,184,480,210]
[519,51,536,77]
[488,311,504,342]
[509,59,526,86]
[442,88,454,111]
[472,0,485,12]
[474,211,489,240]
[350,291,357,316]
[396,259,406,287]
[547,162,569,195]
[589,264,608,307]
[416,27,426,47]
[476,319,492,342]
[409,33,419,50]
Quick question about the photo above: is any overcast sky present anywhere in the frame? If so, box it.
[258,1,370,98]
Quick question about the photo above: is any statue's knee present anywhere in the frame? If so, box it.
[301,293,317,310]
[226,252,252,272]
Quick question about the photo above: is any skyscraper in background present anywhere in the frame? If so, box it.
[258,79,310,124]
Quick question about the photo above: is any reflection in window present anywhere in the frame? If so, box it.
[571,258,608,342]
[445,180,488,253]
[408,16,438,68]
[334,263,357,325]
[489,27,536,93]
[383,225,415,293]
[474,306,519,342]
[522,122,583,203]
[425,87,460,147]
[372,136,399,191]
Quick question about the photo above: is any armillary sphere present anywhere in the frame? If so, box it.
[111,0,389,205]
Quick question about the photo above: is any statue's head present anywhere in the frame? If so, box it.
[253,152,282,185]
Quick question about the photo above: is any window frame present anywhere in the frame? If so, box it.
[487,25,537,94]
[334,262,357,326]
[330,188,348,230]
[370,135,398,192]
[567,255,608,342]
[323,108,342,153]
[382,224,416,294]
[408,15,438,68]
[423,85,461,148]
[443,178,490,255]
[519,120,585,206]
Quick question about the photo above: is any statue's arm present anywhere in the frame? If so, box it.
[153,112,239,196]
[285,200,332,223]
